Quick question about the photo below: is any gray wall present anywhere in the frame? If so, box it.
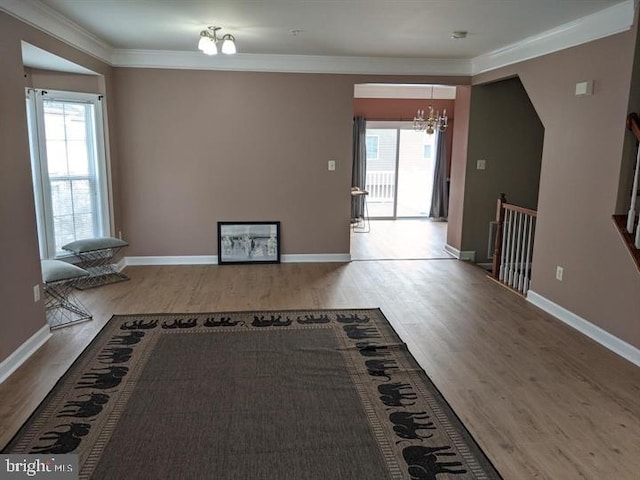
[461,77,544,263]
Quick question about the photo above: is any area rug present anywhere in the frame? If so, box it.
[3,309,502,479]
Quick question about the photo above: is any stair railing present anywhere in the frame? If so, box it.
[626,113,640,249]
[492,194,537,295]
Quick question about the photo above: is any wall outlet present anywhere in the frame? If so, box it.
[33,284,40,302]
[328,160,336,171]
[476,159,486,170]
[118,230,122,240]
[555,266,564,281]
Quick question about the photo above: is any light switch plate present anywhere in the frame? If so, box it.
[575,80,593,96]
[328,160,336,171]
[477,159,486,170]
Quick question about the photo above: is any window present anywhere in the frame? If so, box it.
[364,121,438,218]
[365,135,379,160]
[26,89,110,259]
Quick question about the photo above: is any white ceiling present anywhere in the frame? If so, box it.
[2,0,635,75]
[37,0,624,57]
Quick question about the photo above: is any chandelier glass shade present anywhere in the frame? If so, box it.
[198,26,237,55]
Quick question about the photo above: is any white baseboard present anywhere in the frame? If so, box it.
[281,254,351,263]
[125,255,218,266]
[122,253,351,267]
[114,256,127,271]
[527,290,640,367]
[0,325,51,384]
[444,244,476,262]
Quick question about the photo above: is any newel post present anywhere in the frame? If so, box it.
[492,193,507,279]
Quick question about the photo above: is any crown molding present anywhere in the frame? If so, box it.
[1,0,636,76]
[110,50,472,76]
[471,0,636,75]
[0,0,113,63]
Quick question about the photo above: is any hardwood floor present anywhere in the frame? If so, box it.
[350,218,451,260]
[1,260,639,479]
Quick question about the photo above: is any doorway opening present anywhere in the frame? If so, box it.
[351,84,456,260]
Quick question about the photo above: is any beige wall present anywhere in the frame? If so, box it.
[113,69,355,256]
[474,29,640,348]
[0,12,116,365]
[447,85,472,250]
[461,77,544,263]
[25,68,102,93]
[353,98,454,122]
[113,70,466,257]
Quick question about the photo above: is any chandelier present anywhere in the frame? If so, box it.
[198,26,237,55]
[413,86,448,134]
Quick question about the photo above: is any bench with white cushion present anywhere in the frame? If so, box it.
[41,259,92,329]
[62,237,129,289]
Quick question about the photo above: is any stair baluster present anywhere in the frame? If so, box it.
[491,195,537,295]
[626,113,640,250]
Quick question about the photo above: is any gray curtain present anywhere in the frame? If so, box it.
[351,116,367,220]
[429,130,449,219]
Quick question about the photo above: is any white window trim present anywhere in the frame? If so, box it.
[26,88,111,259]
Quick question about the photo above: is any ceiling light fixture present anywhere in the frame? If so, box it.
[198,26,237,55]
[451,30,468,39]
[413,86,448,135]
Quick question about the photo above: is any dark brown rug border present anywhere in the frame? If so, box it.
[2,307,503,479]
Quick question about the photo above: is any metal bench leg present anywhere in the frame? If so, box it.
[44,279,92,329]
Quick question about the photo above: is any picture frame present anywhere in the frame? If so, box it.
[217,221,281,265]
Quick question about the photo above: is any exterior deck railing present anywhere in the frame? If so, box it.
[365,170,395,203]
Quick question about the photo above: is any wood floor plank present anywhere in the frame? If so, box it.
[350,219,451,260]
[0,260,638,480]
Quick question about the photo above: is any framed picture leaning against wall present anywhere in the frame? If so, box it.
[217,221,281,265]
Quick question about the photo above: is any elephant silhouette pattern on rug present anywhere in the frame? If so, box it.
[3,309,502,480]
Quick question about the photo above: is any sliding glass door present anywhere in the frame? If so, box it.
[365,121,437,219]
[364,126,397,217]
